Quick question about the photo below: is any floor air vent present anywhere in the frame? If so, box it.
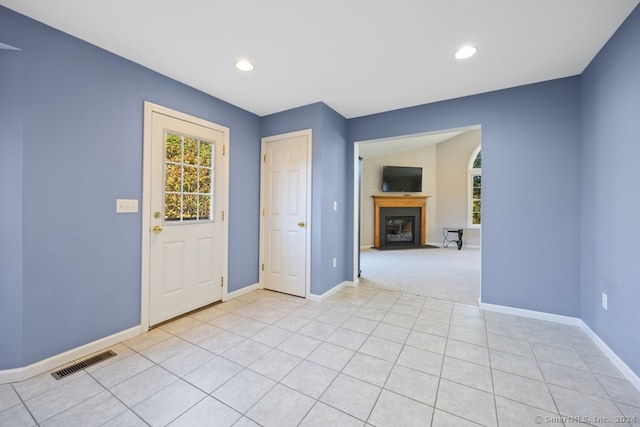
[51,350,117,380]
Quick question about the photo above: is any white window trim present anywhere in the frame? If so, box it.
[467,145,481,229]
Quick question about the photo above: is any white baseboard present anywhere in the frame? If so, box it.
[579,320,640,392]
[1,281,259,384]
[0,326,141,385]
[308,281,352,302]
[225,282,260,301]
[479,301,640,392]
[479,302,583,326]
[362,243,481,250]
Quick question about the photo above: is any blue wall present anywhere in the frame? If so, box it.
[0,46,24,369]
[318,105,349,295]
[262,103,349,296]
[0,6,261,368]
[580,6,640,375]
[348,78,582,317]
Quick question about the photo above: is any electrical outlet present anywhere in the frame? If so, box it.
[602,293,608,310]
[333,201,337,211]
[332,258,337,268]
[116,199,138,213]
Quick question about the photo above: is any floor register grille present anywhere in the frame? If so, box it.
[51,350,117,380]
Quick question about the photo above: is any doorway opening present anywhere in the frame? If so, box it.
[352,126,482,305]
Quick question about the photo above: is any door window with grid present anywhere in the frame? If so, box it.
[164,131,214,222]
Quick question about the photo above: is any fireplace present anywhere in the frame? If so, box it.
[372,195,430,248]
[385,216,415,246]
[378,207,421,248]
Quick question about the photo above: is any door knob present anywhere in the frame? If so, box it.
[152,225,163,234]
[298,222,305,227]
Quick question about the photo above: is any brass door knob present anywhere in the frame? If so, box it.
[298,222,305,227]
[152,225,163,234]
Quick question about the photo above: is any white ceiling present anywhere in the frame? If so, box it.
[358,129,470,159]
[1,0,638,119]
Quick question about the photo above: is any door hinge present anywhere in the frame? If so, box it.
[221,276,224,287]
[261,263,264,272]
[223,145,226,156]
[222,211,224,220]
[263,154,266,162]
[262,208,265,216]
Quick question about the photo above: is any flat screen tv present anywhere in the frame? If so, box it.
[382,166,422,192]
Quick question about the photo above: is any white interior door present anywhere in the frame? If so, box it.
[146,107,227,326]
[261,131,311,297]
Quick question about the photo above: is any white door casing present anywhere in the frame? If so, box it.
[260,130,312,298]
[141,102,229,330]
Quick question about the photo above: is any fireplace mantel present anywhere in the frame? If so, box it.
[372,194,430,248]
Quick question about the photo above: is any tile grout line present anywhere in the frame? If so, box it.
[485,307,501,427]
[293,296,374,426]
[223,289,379,425]
[362,295,429,425]
[429,299,453,427]
[520,314,564,421]
[319,291,379,425]
[9,383,39,427]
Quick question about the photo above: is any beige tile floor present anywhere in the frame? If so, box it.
[2,287,639,427]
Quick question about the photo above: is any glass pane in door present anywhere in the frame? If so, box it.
[164,131,215,222]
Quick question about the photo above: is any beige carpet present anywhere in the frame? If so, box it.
[358,246,481,305]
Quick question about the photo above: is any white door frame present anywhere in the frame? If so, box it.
[141,102,229,331]
[352,143,361,284]
[259,129,312,298]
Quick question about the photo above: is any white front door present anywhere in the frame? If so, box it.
[261,131,311,297]
[144,104,228,327]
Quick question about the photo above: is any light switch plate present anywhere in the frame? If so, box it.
[116,199,138,213]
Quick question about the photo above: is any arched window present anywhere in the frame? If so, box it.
[468,145,481,227]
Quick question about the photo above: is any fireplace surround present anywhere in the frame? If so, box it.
[372,195,430,248]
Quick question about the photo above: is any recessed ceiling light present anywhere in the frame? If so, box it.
[455,46,477,60]
[234,59,254,72]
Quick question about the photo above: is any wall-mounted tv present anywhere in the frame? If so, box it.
[382,166,423,192]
